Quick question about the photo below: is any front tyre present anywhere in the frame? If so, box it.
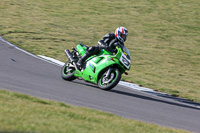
[98,68,121,91]
[61,61,76,81]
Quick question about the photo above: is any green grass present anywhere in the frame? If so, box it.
[0,1,199,131]
[0,1,199,101]
[0,89,190,133]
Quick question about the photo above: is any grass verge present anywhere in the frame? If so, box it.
[0,89,190,133]
[0,1,199,101]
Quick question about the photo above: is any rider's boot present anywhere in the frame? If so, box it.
[77,54,88,69]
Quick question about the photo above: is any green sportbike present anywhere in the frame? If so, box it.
[61,43,131,90]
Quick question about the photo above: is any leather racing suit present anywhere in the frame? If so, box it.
[77,33,124,68]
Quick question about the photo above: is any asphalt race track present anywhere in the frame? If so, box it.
[0,38,200,133]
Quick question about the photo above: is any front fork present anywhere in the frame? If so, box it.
[103,68,116,84]
[105,68,114,78]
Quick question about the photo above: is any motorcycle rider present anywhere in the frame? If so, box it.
[77,26,128,69]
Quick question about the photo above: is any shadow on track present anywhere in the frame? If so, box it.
[71,80,99,89]
[69,80,200,111]
[111,89,200,111]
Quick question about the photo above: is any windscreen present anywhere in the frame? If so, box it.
[119,44,131,60]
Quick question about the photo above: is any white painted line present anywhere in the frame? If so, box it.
[0,37,61,66]
[0,36,38,58]
[1,36,199,108]
[38,55,200,108]
[38,55,65,66]
[37,55,155,92]
[37,55,157,92]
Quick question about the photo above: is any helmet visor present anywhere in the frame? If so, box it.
[121,34,127,42]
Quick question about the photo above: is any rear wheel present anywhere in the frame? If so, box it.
[61,61,76,81]
[98,68,121,91]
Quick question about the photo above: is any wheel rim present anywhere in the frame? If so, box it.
[99,70,118,87]
[62,63,75,76]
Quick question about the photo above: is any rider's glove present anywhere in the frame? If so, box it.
[113,42,119,47]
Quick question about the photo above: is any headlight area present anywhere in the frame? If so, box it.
[120,55,131,69]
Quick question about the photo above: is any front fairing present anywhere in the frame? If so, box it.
[74,44,131,84]
[116,45,131,70]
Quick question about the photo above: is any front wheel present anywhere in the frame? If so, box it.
[61,61,76,81]
[98,68,121,91]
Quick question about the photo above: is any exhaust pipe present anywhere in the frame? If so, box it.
[65,49,74,62]
[64,49,79,70]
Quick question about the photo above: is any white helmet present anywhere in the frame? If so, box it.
[115,27,128,43]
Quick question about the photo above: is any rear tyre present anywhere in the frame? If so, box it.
[61,62,76,81]
[98,68,121,91]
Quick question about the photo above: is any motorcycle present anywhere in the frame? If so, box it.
[61,43,131,90]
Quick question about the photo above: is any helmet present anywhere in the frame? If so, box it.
[115,27,128,43]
